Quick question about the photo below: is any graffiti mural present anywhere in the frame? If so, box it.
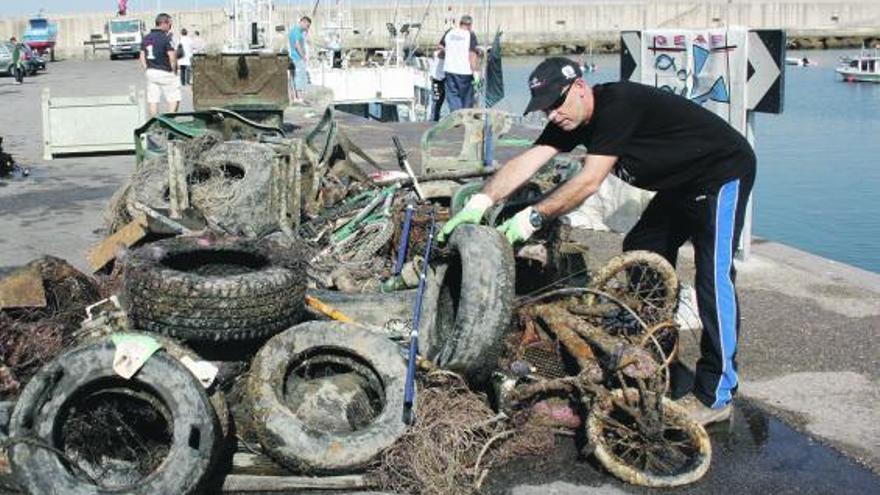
[641,28,748,133]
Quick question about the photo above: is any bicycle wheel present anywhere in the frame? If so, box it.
[587,388,711,487]
[587,251,680,329]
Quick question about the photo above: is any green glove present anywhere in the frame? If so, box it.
[437,193,493,243]
[497,207,538,245]
[473,72,482,87]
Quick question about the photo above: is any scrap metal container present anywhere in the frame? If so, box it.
[192,53,289,125]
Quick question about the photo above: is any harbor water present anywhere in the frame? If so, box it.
[492,50,880,274]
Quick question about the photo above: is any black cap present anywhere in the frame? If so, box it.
[523,57,582,115]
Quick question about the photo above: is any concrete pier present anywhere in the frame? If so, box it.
[0,59,878,491]
[2,1,879,59]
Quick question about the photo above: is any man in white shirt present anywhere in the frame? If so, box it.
[177,28,193,86]
[438,15,480,111]
[191,30,206,54]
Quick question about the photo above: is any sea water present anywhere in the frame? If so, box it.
[492,50,880,273]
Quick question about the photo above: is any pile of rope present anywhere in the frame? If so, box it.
[369,371,557,495]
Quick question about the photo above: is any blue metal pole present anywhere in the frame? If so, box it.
[393,202,415,275]
[402,209,435,425]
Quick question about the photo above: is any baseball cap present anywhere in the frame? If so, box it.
[523,57,583,115]
[460,15,473,25]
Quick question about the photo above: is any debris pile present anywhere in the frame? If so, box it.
[0,107,714,494]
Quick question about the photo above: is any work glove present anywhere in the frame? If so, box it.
[473,72,482,88]
[437,193,493,243]
[497,207,538,245]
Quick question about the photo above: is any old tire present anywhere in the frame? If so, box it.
[190,140,276,237]
[123,236,306,343]
[8,336,221,494]
[247,321,408,474]
[419,225,515,384]
[124,158,176,216]
[587,388,711,487]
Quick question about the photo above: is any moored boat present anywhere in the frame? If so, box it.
[836,49,880,83]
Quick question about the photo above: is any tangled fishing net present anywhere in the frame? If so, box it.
[369,371,557,495]
[0,257,101,398]
[188,140,277,237]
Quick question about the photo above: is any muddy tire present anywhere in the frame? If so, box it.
[125,158,176,217]
[419,225,515,384]
[587,388,711,487]
[8,336,221,494]
[123,236,306,343]
[190,140,277,237]
[247,321,407,474]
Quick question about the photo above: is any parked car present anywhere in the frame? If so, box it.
[0,41,42,76]
[0,42,13,75]
[22,44,46,74]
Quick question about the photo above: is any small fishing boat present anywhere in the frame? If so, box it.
[786,56,815,67]
[836,49,880,83]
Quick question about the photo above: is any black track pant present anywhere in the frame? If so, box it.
[623,168,755,408]
[431,78,445,122]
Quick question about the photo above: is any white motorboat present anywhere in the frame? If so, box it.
[836,49,880,83]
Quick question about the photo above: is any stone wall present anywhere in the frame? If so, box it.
[2,1,879,59]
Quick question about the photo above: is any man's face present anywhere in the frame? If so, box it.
[546,79,592,131]
[301,20,311,32]
[461,22,472,31]
[160,19,172,32]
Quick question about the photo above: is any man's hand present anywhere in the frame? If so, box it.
[497,207,538,245]
[473,72,482,87]
[437,193,493,243]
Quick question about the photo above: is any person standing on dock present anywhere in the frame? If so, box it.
[288,16,311,104]
[438,15,480,111]
[429,49,446,121]
[140,13,181,117]
[177,28,193,86]
[9,37,25,85]
[439,57,756,426]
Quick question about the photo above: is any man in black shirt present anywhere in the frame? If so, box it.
[140,13,180,116]
[438,57,756,425]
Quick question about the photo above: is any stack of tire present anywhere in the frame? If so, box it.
[5,225,517,492]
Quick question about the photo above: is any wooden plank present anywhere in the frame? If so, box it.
[167,141,189,219]
[0,265,46,309]
[86,216,148,272]
[221,474,371,492]
[231,452,291,477]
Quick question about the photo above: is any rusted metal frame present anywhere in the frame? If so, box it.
[525,304,596,369]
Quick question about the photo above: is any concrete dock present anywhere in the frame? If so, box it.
[1,60,878,493]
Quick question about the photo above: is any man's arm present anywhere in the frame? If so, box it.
[482,144,560,202]
[139,49,147,70]
[168,49,178,73]
[295,40,306,60]
[469,31,479,73]
[437,144,559,242]
[533,153,618,218]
